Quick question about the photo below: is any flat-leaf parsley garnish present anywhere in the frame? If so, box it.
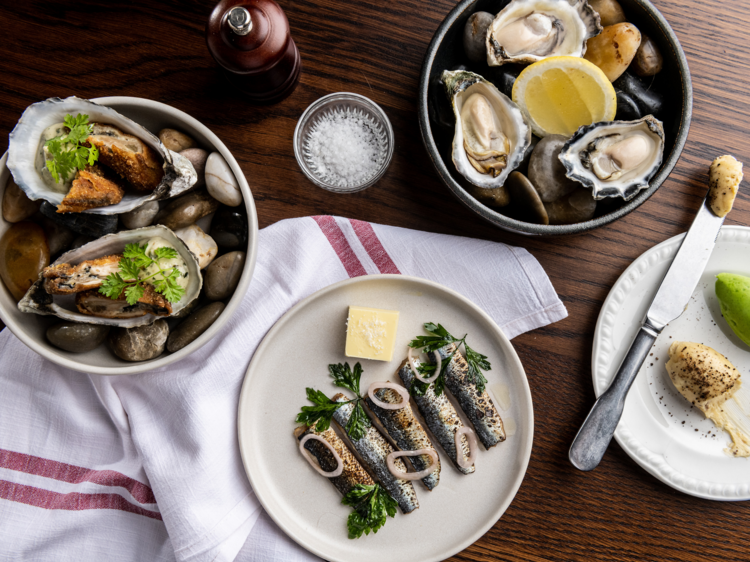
[45,113,99,183]
[341,483,397,539]
[408,322,490,396]
[295,362,371,440]
[99,243,186,305]
[295,388,345,433]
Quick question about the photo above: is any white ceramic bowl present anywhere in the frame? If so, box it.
[0,96,259,375]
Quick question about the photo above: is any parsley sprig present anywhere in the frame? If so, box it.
[295,362,371,440]
[44,113,99,183]
[408,322,490,396]
[342,484,397,539]
[98,243,186,306]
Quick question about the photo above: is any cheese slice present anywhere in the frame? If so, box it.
[345,306,400,361]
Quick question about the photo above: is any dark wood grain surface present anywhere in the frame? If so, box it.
[1,0,749,560]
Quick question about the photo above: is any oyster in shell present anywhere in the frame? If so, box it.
[18,225,202,327]
[442,70,531,189]
[486,0,601,66]
[558,115,665,200]
[7,97,197,215]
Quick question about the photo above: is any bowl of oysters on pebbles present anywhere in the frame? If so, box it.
[419,0,692,235]
[0,96,258,374]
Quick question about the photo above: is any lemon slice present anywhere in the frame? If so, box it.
[512,56,617,137]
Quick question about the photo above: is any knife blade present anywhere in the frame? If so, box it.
[568,195,726,472]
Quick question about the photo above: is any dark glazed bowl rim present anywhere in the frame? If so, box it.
[418,0,693,236]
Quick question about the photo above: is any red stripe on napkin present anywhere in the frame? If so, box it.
[349,219,400,274]
[312,216,367,278]
[0,449,156,505]
[0,479,162,520]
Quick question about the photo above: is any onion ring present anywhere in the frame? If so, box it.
[299,433,343,477]
[408,346,442,384]
[368,381,410,410]
[455,426,478,468]
[386,449,439,481]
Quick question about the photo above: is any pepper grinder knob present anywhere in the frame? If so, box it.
[227,6,253,35]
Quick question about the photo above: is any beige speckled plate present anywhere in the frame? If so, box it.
[237,275,533,562]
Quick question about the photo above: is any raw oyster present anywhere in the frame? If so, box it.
[7,97,197,215]
[486,0,601,66]
[442,70,531,188]
[558,115,665,200]
[18,225,202,327]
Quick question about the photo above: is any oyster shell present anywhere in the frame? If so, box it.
[558,115,665,200]
[7,97,197,215]
[18,225,202,327]
[442,70,531,189]
[486,0,601,66]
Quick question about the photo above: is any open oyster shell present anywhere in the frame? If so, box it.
[442,69,531,189]
[486,0,601,66]
[7,97,197,215]
[558,115,665,201]
[18,225,202,327]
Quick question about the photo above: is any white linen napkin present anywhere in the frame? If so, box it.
[0,215,567,562]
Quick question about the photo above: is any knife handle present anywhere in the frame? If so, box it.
[568,325,658,471]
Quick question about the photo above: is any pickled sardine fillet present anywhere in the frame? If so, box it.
[88,123,164,192]
[43,254,122,294]
[294,425,374,496]
[366,383,441,490]
[57,164,126,213]
[398,360,475,474]
[75,284,172,318]
[331,393,419,514]
[430,344,506,449]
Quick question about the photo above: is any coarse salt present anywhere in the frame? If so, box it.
[304,108,385,188]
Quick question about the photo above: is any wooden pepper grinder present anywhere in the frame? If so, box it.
[206,0,301,104]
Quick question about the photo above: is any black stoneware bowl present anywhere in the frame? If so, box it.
[418,0,692,236]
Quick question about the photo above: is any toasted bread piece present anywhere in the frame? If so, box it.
[88,123,164,191]
[57,165,126,213]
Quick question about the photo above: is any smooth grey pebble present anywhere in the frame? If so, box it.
[204,251,245,301]
[167,302,226,352]
[46,322,110,353]
[120,201,160,230]
[107,320,169,362]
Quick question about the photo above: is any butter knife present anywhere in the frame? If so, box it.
[568,191,727,471]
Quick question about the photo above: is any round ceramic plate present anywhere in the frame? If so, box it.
[237,275,533,562]
[593,226,750,500]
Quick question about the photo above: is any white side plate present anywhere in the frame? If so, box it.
[593,226,750,500]
[237,274,533,561]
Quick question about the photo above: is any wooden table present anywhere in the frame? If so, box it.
[1,0,749,560]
